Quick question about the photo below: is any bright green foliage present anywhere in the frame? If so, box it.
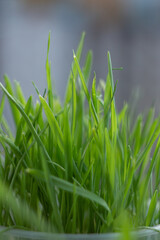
[0,33,160,235]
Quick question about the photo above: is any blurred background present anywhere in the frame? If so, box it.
[1,0,160,119]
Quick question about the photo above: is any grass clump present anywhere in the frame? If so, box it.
[0,32,160,234]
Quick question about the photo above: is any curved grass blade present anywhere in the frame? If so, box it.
[26,168,110,212]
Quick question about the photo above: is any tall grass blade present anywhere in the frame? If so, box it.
[4,75,20,126]
[65,32,85,104]
[146,190,157,226]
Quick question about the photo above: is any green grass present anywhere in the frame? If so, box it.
[0,32,160,235]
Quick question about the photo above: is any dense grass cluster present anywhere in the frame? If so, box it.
[0,32,160,234]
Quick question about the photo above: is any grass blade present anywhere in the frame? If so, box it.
[26,168,110,212]
[146,190,157,226]
[65,32,85,104]
[39,95,64,152]
[0,83,62,171]
[0,180,50,232]
[4,75,20,126]
[0,94,5,124]
[73,52,99,125]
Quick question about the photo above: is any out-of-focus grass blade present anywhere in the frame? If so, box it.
[118,104,128,125]
[139,137,160,203]
[129,114,142,149]
[65,32,85,104]
[133,115,142,156]
[145,119,158,145]
[0,179,51,232]
[92,73,97,113]
[4,75,20,126]
[26,168,110,212]
[0,94,5,124]
[1,117,13,140]
[136,124,160,169]
[141,108,155,145]
[146,190,157,226]
[0,133,21,157]
[83,50,93,84]
[147,137,160,184]
[14,80,26,106]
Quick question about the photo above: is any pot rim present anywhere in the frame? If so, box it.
[0,225,160,240]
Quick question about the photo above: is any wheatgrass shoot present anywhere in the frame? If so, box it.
[0,32,160,236]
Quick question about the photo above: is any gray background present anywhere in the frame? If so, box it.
[1,0,160,123]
